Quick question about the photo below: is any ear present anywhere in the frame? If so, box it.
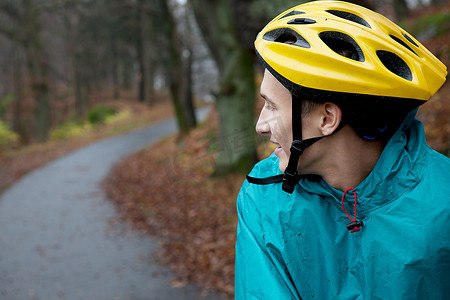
[320,102,342,135]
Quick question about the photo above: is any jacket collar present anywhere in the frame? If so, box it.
[298,110,429,216]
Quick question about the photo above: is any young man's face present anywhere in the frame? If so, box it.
[256,69,321,173]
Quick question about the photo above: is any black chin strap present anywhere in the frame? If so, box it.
[282,136,327,193]
[281,95,305,193]
[282,95,345,194]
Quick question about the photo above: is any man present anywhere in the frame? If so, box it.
[235,1,449,299]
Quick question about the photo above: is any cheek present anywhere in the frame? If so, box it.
[267,112,282,136]
[277,117,292,150]
[273,111,289,131]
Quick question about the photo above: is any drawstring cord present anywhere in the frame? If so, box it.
[341,188,364,233]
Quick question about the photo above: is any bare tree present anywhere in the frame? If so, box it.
[156,0,197,134]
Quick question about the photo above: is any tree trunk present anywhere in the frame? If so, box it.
[181,9,197,129]
[145,60,155,105]
[121,50,133,90]
[143,13,155,105]
[136,0,146,103]
[65,11,86,118]
[24,0,50,142]
[112,40,121,100]
[12,40,28,144]
[160,0,190,135]
[75,51,86,118]
[191,0,257,174]
[215,48,256,174]
[182,47,197,129]
[168,42,188,135]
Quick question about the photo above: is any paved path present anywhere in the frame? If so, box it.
[0,108,222,300]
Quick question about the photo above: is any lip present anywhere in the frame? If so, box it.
[271,141,283,156]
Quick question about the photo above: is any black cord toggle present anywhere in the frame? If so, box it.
[346,220,364,232]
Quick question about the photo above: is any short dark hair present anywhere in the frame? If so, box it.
[301,99,322,117]
[299,96,413,142]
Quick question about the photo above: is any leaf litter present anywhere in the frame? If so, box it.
[103,109,244,299]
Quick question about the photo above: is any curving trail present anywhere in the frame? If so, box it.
[0,108,221,300]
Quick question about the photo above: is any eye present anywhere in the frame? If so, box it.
[264,102,276,111]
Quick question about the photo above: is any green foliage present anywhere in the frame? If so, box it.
[50,107,130,141]
[50,120,93,141]
[87,106,116,125]
[409,12,450,38]
[0,94,14,119]
[0,120,19,149]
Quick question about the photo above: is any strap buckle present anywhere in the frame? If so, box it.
[281,140,306,194]
[282,170,298,194]
[290,140,306,156]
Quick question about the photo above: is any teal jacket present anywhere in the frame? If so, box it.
[235,112,450,299]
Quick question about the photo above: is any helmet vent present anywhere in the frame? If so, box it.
[376,50,413,81]
[326,10,371,29]
[287,18,316,25]
[319,31,365,62]
[390,35,418,56]
[263,28,311,48]
[403,33,419,47]
[279,10,305,20]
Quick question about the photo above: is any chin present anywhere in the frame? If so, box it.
[275,150,289,173]
[278,158,288,173]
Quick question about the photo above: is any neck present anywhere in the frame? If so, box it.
[313,127,384,191]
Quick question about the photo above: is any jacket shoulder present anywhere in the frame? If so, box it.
[237,154,283,212]
[423,148,450,184]
[417,149,450,204]
[248,153,283,178]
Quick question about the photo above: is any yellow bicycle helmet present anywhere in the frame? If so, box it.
[253,1,447,194]
[255,0,447,101]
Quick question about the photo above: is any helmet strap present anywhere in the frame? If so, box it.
[282,95,345,194]
[282,94,307,193]
[282,136,327,193]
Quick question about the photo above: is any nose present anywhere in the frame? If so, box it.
[256,109,270,136]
